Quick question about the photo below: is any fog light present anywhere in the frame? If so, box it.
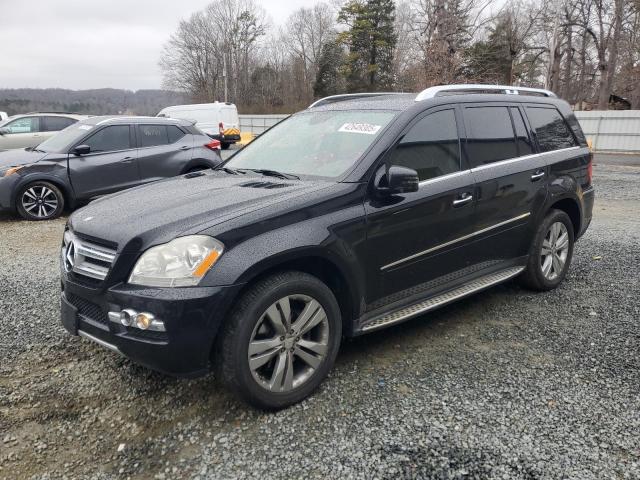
[135,312,154,330]
[120,309,136,326]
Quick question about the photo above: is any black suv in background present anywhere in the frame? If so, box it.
[60,85,594,409]
[0,116,221,220]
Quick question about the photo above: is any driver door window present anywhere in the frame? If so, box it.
[388,109,461,182]
[6,117,40,134]
[83,125,131,153]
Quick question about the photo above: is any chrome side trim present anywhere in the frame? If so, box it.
[381,212,531,271]
[417,146,583,188]
[78,330,121,354]
[362,266,525,332]
[470,146,581,173]
[419,169,470,187]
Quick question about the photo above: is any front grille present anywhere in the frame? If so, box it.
[62,231,117,283]
[67,292,108,325]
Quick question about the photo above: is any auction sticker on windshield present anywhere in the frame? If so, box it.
[338,123,382,135]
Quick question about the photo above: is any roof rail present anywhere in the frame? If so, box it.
[415,84,556,101]
[309,92,398,109]
[25,111,82,115]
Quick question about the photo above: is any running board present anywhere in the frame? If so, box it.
[360,266,525,333]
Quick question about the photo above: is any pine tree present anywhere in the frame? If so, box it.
[313,41,346,98]
[338,0,397,92]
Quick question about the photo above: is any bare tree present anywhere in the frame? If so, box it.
[286,3,336,101]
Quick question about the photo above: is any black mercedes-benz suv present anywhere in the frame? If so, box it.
[60,85,594,409]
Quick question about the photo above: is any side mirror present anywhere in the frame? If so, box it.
[72,144,91,155]
[376,165,419,195]
[0,127,10,136]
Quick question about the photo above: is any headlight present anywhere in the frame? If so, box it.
[1,165,24,177]
[128,235,224,287]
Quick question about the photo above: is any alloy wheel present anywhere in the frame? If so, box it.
[21,186,58,219]
[540,221,569,281]
[248,294,330,393]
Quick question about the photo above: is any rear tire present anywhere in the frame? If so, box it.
[16,181,65,221]
[520,209,574,291]
[215,271,341,410]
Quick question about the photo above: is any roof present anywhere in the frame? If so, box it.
[83,116,194,127]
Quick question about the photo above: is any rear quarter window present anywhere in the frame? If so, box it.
[525,107,578,152]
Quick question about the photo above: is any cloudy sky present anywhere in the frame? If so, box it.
[0,0,320,91]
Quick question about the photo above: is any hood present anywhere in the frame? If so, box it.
[0,148,48,168]
[69,171,333,252]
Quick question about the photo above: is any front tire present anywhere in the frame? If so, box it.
[221,142,231,150]
[16,181,65,221]
[521,209,575,291]
[215,271,342,410]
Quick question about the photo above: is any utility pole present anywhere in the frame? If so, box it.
[223,54,228,103]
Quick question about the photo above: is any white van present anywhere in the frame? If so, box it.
[157,102,240,149]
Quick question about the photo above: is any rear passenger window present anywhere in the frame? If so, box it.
[42,116,77,132]
[465,106,517,166]
[510,107,534,156]
[525,107,577,152]
[84,125,131,152]
[139,125,169,147]
[388,109,460,182]
[167,126,186,143]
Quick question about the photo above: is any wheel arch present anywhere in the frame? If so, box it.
[13,174,74,210]
[230,250,361,337]
[547,196,581,236]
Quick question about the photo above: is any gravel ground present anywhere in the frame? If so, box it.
[0,158,638,480]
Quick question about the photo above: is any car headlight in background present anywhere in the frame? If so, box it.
[128,235,224,287]
[1,165,24,177]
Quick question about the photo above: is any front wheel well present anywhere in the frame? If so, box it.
[227,257,356,338]
[548,198,581,235]
[15,178,72,210]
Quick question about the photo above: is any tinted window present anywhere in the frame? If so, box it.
[388,109,460,181]
[42,116,77,132]
[84,125,131,153]
[139,125,169,148]
[6,117,39,133]
[526,107,577,152]
[510,107,534,156]
[465,107,517,166]
[167,125,186,143]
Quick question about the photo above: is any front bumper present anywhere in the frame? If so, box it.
[208,133,241,143]
[0,174,20,211]
[60,271,244,377]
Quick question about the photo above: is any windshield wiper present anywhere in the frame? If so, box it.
[243,168,300,180]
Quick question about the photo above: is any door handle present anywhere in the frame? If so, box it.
[531,170,545,181]
[452,193,473,207]
[179,145,190,150]
[120,157,134,163]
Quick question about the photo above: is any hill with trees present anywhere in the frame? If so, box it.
[0,88,187,116]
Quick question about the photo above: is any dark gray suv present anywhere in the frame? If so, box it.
[0,116,222,220]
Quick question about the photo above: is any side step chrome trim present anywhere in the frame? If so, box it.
[361,266,525,332]
[78,330,121,354]
[381,213,530,271]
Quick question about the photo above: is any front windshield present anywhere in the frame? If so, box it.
[38,123,94,153]
[226,110,396,179]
